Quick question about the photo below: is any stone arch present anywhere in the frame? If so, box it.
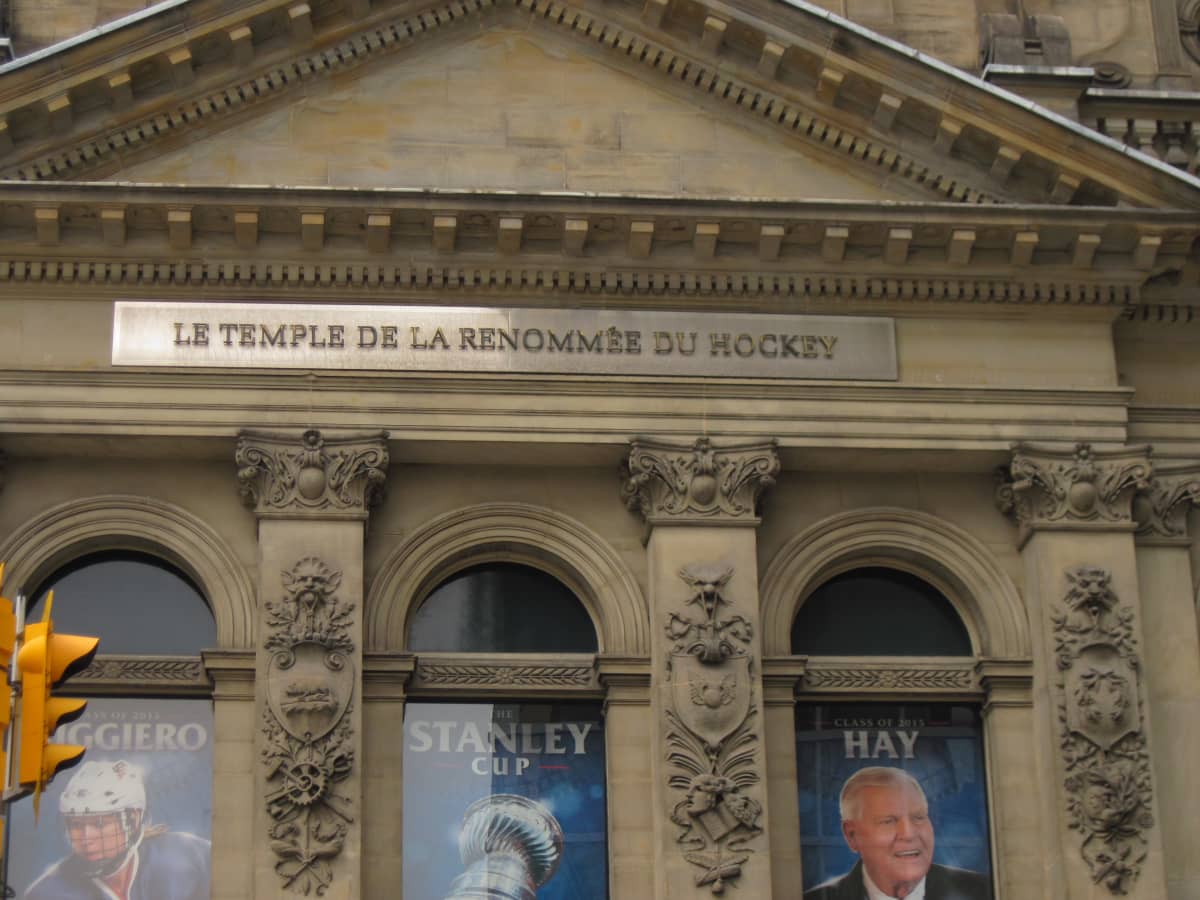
[0,494,255,649]
[366,502,648,655]
[760,507,1029,659]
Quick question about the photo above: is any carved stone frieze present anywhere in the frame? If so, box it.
[69,657,208,696]
[665,564,762,894]
[236,428,388,519]
[803,665,975,692]
[1053,566,1155,895]
[71,655,206,685]
[416,663,595,688]
[1132,465,1200,541]
[995,443,1152,542]
[622,438,779,525]
[262,557,357,896]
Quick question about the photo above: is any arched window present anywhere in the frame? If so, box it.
[26,550,217,654]
[408,562,598,653]
[9,551,215,899]
[790,567,972,657]
[790,566,992,897]
[403,561,607,900]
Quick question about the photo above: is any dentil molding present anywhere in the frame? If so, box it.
[236,427,388,519]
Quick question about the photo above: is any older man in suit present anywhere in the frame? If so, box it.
[803,767,990,900]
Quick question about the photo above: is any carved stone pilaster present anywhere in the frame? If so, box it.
[995,443,1153,545]
[262,556,357,896]
[1132,464,1200,543]
[621,437,779,526]
[1053,567,1155,895]
[236,428,388,519]
[664,564,763,894]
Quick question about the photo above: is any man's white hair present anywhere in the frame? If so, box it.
[839,766,927,822]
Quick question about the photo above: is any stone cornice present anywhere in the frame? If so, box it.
[0,374,1135,451]
[0,0,1195,209]
[1133,463,1200,543]
[621,436,779,525]
[995,442,1154,545]
[235,427,388,518]
[0,185,1195,303]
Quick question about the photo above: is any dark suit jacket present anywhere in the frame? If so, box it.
[803,860,991,900]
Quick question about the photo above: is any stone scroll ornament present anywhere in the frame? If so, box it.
[1053,566,1155,895]
[665,564,763,895]
[261,557,357,896]
[622,437,779,523]
[236,428,388,517]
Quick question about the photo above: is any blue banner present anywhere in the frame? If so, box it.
[403,701,608,899]
[9,697,213,900]
[796,702,992,899]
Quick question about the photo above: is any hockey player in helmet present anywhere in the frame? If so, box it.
[24,759,210,900]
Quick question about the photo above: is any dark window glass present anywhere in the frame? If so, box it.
[28,551,216,655]
[790,567,972,656]
[409,563,598,652]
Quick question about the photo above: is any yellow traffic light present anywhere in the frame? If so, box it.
[16,590,99,816]
[0,563,15,850]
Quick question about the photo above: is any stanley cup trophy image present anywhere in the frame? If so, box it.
[442,794,565,900]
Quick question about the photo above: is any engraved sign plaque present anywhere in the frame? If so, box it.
[112,302,898,380]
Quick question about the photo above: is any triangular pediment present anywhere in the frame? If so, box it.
[110,27,898,201]
[0,0,1197,209]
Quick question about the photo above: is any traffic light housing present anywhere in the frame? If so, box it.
[0,564,15,850]
[16,590,98,815]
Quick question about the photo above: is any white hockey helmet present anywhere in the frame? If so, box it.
[60,759,147,816]
[59,760,147,875]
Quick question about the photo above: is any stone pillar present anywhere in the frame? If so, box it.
[203,649,258,900]
[362,653,415,900]
[1131,465,1200,900]
[976,659,1039,900]
[761,659,806,900]
[996,443,1168,900]
[236,428,388,900]
[597,656,655,899]
[621,437,779,898]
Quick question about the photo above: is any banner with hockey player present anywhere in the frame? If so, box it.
[9,697,213,900]
[796,702,993,900]
[403,701,608,900]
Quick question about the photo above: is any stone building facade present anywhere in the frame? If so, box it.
[0,0,1198,899]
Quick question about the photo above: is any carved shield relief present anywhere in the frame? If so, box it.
[1064,644,1139,751]
[267,641,355,742]
[671,654,752,748]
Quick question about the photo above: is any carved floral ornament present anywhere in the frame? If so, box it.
[1053,566,1155,896]
[621,437,780,525]
[994,443,1152,542]
[665,564,763,894]
[1131,465,1200,541]
[262,557,357,896]
[236,429,388,518]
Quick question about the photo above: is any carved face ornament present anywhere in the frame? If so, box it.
[284,557,339,617]
[1065,567,1117,627]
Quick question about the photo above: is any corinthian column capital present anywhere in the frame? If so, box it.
[995,442,1152,544]
[235,428,389,519]
[1132,463,1200,543]
[620,437,779,526]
